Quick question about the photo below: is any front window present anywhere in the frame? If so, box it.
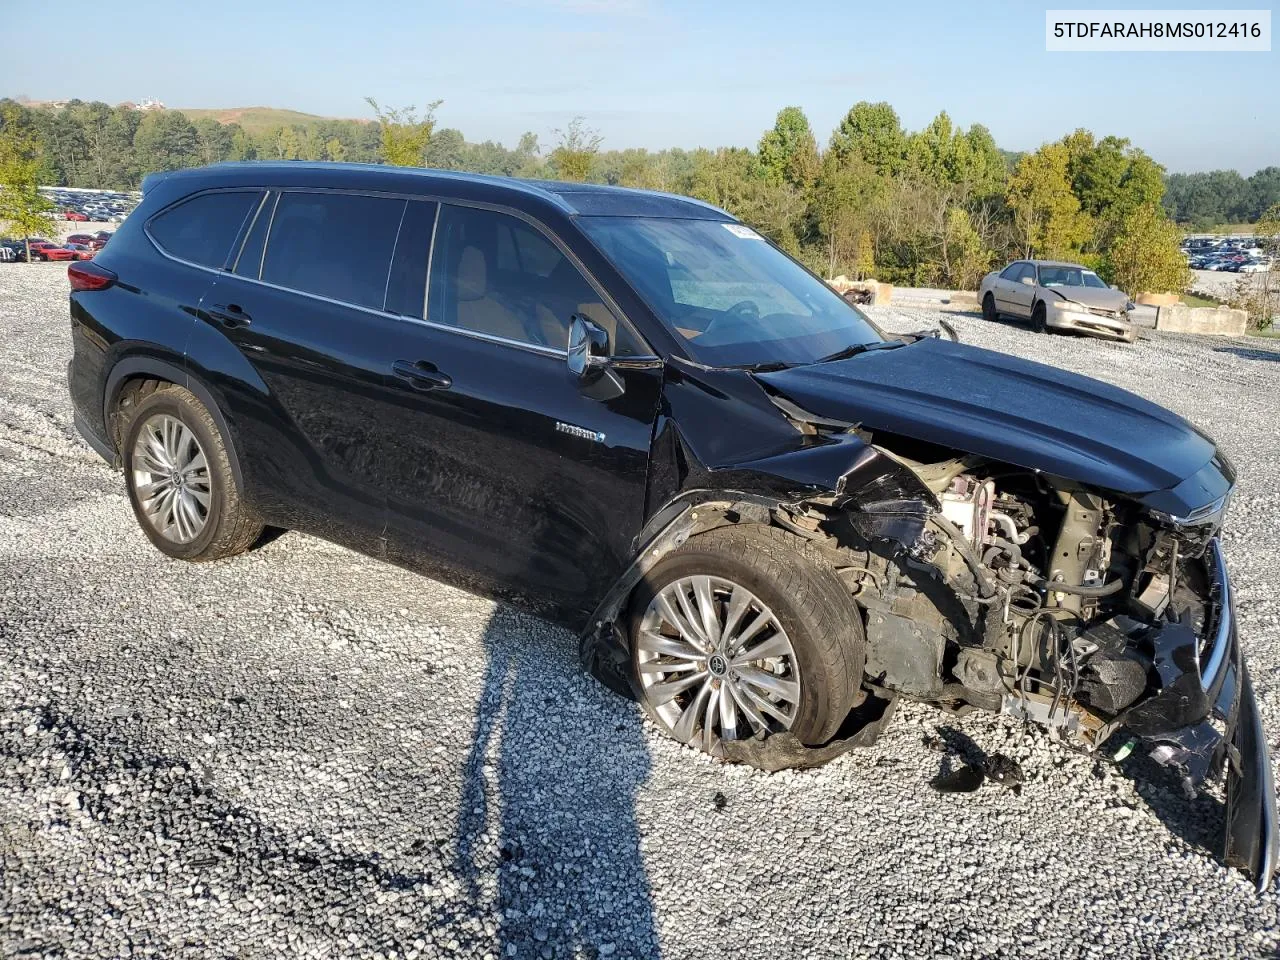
[579,216,882,367]
[1037,265,1109,289]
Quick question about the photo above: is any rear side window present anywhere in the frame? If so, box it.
[148,190,262,268]
[261,192,406,310]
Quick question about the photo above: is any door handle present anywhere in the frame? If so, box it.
[392,360,452,390]
[207,303,252,329]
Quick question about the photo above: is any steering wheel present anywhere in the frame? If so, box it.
[702,300,760,339]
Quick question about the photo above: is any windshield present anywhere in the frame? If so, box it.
[579,216,882,367]
[1037,265,1109,289]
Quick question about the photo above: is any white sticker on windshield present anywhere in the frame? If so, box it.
[722,223,763,240]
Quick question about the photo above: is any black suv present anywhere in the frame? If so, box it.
[67,162,1274,886]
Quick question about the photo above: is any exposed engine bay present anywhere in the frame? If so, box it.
[815,444,1212,741]
[757,429,1270,886]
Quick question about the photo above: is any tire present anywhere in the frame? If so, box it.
[982,292,998,323]
[1031,301,1048,333]
[120,382,263,562]
[628,523,864,756]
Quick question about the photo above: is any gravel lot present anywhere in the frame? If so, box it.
[3,263,1280,959]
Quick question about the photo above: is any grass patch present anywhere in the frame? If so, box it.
[174,107,368,136]
[1181,293,1223,308]
[1248,328,1280,338]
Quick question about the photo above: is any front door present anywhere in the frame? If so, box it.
[1005,263,1038,317]
[376,201,662,625]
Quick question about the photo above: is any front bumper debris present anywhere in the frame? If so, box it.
[1126,539,1278,890]
[1045,307,1136,341]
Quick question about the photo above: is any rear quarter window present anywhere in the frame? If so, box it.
[147,190,264,268]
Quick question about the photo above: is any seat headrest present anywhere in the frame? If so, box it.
[457,246,487,301]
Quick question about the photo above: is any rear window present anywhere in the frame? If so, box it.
[261,192,406,310]
[147,191,263,268]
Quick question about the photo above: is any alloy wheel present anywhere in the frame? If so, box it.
[636,575,801,754]
[130,414,212,543]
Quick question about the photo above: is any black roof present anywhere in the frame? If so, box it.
[144,162,731,221]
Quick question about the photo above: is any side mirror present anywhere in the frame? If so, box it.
[1019,275,1036,286]
[567,314,625,401]
[567,314,610,382]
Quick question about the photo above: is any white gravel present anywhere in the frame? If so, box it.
[2,263,1280,959]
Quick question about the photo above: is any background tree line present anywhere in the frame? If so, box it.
[3,96,1275,296]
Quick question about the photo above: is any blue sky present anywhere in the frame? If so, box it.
[6,0,1276,172]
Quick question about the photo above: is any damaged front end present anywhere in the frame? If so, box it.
[797,426,1277,890]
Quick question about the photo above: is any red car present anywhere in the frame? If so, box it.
[64,210,89,222]
[63,243,96,260]
[66,233,108,250]
[27,241,77,262]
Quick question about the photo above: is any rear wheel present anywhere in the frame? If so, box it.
[629,524,864,757]
[982,292,998,322]
[121,383,263,562]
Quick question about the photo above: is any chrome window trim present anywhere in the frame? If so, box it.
[230,191,270,274]
[143,184,658,363]
[382,200,411,313]
[255,192,280,280]
[143,187,266,270]
[422,201,442,321]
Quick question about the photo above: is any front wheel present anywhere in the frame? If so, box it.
[982,292,998,322]
[629,524,864,757]
[1031,301,1048,333]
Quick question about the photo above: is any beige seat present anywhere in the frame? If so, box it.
[455,246,528,342]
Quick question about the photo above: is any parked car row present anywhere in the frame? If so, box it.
[40,186,139,224]
[0,231,111,262]
[1182,236,1273,273]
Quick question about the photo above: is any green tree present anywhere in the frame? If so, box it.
[0,104,57,260]
[194,118,234,165]
[325,137,346,162]
[1006,144,1093,259]
[272,126,300,161]
[812,152,883,277]
[133,111,199,172]
[1103,204,1193,296]
[828,101,906,177]
[365,96,441,167]
[423,127,466,169]
[229,125,257,161]
[549,117,602,183]
[758,106,819,190]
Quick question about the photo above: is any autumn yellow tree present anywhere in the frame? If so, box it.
[1006,144,1092,260]
[365,97,442,167]
[549,117,602,183]
[1104,204,1193,296]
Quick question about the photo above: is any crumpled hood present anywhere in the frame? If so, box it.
[1041,285,1131,312]
[755,338,1217,497]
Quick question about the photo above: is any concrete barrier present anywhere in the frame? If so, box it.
[1154,303,1248,336]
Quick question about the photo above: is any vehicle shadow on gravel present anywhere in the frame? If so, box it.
[455,606,660,959]
[1214,346,1280,363]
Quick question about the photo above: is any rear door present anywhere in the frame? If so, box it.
[374,201,663,624]
[190,189,417,553]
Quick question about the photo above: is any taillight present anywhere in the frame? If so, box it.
[67,260,116,292]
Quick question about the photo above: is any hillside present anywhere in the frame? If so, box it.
[175,106,369,135]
